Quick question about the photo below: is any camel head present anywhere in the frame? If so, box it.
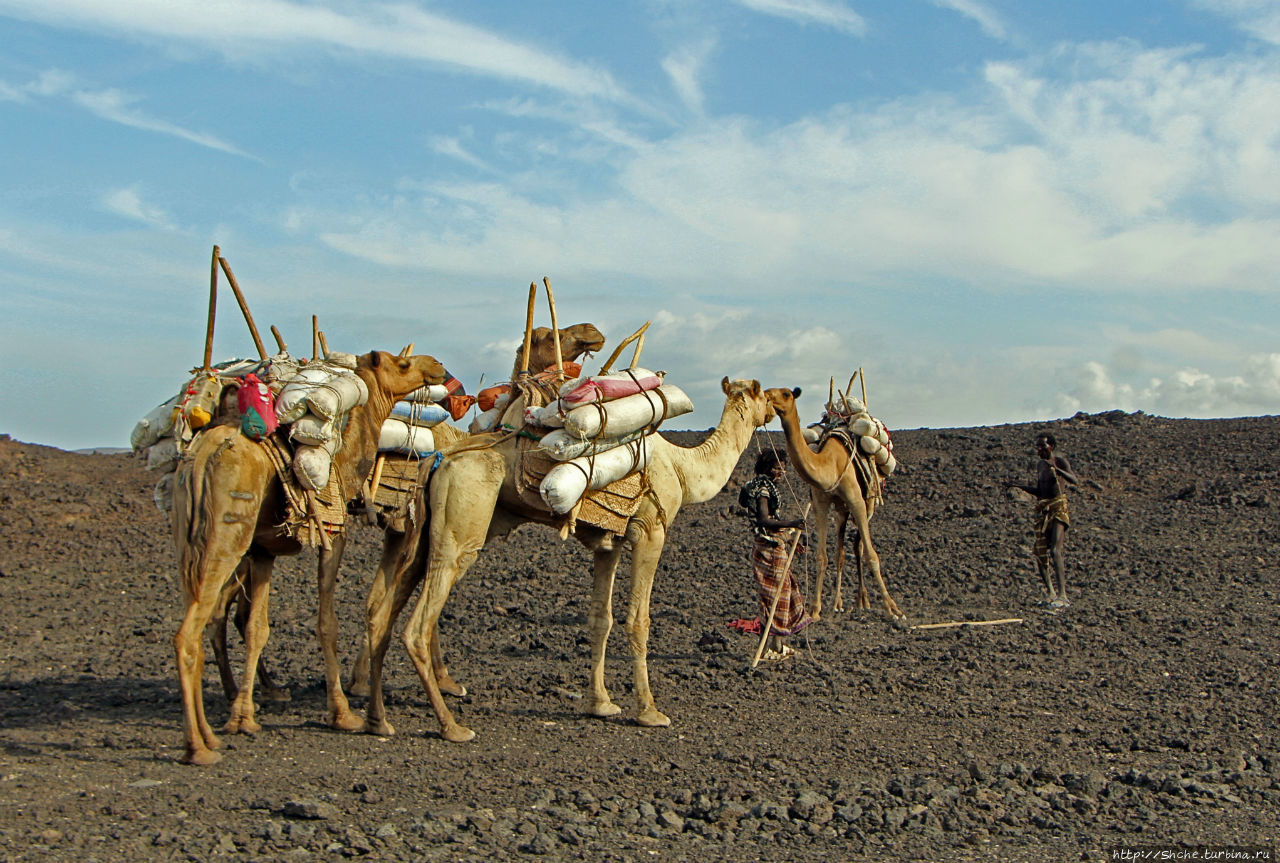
[763,386,802,422]
[358,350,448,400]
[518,322,606,375]
[721,377,775,426]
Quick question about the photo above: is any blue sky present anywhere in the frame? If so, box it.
[2,0,1278,450]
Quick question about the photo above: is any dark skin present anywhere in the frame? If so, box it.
[753,459,805,652]
[1008,434,1079,605]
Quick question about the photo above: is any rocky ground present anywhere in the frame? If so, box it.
[1,410,1278,862]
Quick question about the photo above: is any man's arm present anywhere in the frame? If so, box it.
[1052,455,1080,487]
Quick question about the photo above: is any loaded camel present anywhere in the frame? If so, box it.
[362,376,776,742]
[764,386,904,622]
[206,324,605,706]
[347,322,606,697]
[171,349,447,765]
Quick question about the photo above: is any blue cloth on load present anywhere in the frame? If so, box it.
[389,401,450,427]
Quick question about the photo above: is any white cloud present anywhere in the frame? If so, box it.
[662,39,716,116]
[1055,353,1280,418]
[102,186,175,230]
[731,0,866,36]
[0,0,630,103]
[929,0,1008,41]
[1191,0,1280,45]
[72,88,256,159]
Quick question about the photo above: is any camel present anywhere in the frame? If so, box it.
[170,349,447,765]
[207,324,606,707]
[361,376,775,742]
[346,322,606,697]
[764,386,904,622]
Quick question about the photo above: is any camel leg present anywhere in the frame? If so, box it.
[851,524,871,611]
[810,492,830,620]
[400,462,500,743]
[175,580,227,765]
[316,535,361,731]
[350,527,409,698]
[209,565,243,704]
[586,543,625,718]
[361,527,416,736]
[224,552,273,735]
[221,566,291,703]
[833,504,850,613]
[849,501,902,621]
[625,523,670,728]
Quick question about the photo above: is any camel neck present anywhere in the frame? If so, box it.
[775,405,826,487]
[673,396,756,504]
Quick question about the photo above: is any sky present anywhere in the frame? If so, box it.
[2,0,1279,451]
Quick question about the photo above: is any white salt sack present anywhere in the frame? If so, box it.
[131,395,181,451]
[539,437,651,515]
[562,385,693,439]
[306,371,369,421]
[389,401,450,428]
[378,419,436,457]
[536,427,645,462]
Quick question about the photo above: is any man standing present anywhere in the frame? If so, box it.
[1011,432,1079,608]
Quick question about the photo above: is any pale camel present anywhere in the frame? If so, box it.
[170,350,446,765]
[764,387,904,622]
[362,377,775,742]
[346,322,606,698]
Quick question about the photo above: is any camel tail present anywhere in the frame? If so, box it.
[172,434,227,604]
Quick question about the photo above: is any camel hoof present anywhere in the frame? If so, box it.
[182,747,223,766]
[442,724,476,743]
[331,712,364,733]
[589,701,622,718]
[362,718,395,737]
[223,717,261,735]
[438,678,467,698]
[636,709,671,728]
[811,610,823,622]
[261,687,292,703]
[346,680,371,698]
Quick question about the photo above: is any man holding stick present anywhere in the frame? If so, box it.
[1009,432,1080,609]
[741,450,811,661]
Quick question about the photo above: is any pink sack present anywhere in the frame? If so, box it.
[560,368,663,405]
[237,373,278,440]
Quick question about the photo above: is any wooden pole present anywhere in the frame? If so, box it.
[597,321,651,374]
[910,618,1023,631]
[859,367,867,409]
[318,331,331,359]
[217,255,268,360]
[365,454,387,526]
[204,245,220,371]
[751,503,812,667]
[270,325,287,354]
[519,282,537,375]
[543,277,564,380]
[312,316,319,362]
[827,377,834,410]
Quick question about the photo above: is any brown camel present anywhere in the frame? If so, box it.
[346,322,606,698]
[209,324,605,707]
[170,349,446,765]
[361,376,775,742]
[764,386,904,622]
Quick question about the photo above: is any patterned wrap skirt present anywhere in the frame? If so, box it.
[751,530,812,637]
[1033,495,1070,566]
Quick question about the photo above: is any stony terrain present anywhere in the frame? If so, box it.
[1,410,1277,862]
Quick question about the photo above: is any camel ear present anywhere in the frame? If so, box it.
[369,350,382,368]
[792,387,802,398]
[721,376,731,395]
[399,343,414,357]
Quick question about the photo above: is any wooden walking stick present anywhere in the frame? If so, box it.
[217,254,267,360]
[543,277,564,381]
[751,502,812,667]
[519,282,537,376]
[270,325,287,354]
[203,245,219,372]
[911,618,1023,631]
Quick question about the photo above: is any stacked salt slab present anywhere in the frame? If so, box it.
[528,368,694,514]
[274,356,367,490]
[378,384,451,457]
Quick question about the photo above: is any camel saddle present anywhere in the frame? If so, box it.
[258,433,348,547]
[813,422,883,506]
